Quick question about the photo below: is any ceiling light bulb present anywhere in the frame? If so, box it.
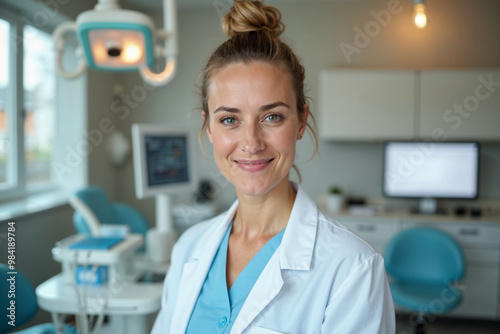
[414,2,428,29]
[123,44,142,63]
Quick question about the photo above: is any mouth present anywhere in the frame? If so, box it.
[234,158,274,172]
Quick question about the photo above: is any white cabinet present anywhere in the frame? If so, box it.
[319,70,415,141]
[319,69,500,141]
[331,212,500,320]
[419,70,500,141]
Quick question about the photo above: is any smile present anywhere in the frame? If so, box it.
[234,158,274,172]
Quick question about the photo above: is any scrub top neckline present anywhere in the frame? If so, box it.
[223,222,286,306]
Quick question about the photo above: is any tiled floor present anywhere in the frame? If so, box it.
[396,314,500,334]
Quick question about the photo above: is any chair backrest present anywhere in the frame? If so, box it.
[0,264,38,333]
[69,186,119,236]
[385,227,465,284]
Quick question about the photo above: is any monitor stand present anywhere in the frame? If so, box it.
[146,194,178,264]
[411,198,447,215]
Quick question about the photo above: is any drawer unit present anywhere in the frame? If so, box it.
[403,221,500,248]
[450,266,500,319]
[334,217,400,255]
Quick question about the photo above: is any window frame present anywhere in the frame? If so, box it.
[0,6,58,202]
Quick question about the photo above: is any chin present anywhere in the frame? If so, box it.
[233,176,287,198]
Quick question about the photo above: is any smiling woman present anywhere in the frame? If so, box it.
[151,1,396,333]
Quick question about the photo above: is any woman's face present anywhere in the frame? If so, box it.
[204,61,308,197]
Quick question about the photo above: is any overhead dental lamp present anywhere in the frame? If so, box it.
[53,0,177,86]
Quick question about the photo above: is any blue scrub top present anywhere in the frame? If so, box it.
[186,223,285,334]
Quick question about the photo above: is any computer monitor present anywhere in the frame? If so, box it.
[132,123,196,199]
[383,142,480,213]
[132,123,197,263]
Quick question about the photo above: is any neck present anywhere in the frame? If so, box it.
[232,178,296,240]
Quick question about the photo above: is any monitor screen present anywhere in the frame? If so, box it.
[383,142,480,199]
[145,135,190,187]
[132,124,196,199]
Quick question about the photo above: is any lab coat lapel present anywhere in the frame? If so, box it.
[230,253,284,334]
[169,201,239,333]
[230,183,318,334]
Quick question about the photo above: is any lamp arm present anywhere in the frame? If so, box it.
[164,0,178,59]
[95,0,120,11]
[53,22,86,80]
[138,0,178,86]
[139,58,177,87]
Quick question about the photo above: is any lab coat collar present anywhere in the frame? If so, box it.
[170,182,319,333]
[231,182,319,333]
[278,182,318,271]
[170,200,238,333]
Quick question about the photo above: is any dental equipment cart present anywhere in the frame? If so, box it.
[36,234,165,334]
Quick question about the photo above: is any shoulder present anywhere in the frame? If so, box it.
[313,209,380,272]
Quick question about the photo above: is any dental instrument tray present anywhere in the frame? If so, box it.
[52,234,144,284]
[69,237,124,250]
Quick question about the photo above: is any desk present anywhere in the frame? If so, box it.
[36,273,163,334]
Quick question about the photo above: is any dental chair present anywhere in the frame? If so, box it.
[385,227,465,334]
[0,264,76,334]
[69,186,149,252]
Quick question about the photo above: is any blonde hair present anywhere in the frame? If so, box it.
[199,0,318,181]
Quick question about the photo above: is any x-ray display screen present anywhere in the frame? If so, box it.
[145,135,190,187]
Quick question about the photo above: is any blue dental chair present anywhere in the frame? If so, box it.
[385,227,465,334]
[0,264,76,334]
[69,186,149,252]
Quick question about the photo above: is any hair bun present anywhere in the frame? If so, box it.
[222,0,284,38]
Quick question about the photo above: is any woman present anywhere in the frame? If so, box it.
[151,1,395,333]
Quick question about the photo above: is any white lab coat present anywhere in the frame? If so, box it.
[151,183,395,334]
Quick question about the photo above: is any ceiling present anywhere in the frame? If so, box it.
[123,0,365,10]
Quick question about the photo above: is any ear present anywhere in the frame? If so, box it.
[202,110,213,144]
[298,104,309,140]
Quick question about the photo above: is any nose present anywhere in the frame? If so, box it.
[241,123,265,154]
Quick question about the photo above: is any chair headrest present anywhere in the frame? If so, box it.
[70,186,119,235]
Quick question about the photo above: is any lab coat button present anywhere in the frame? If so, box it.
[219,316,228,326]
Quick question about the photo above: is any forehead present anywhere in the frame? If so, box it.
[207,61,296,112]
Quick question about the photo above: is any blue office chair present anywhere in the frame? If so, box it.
[385,227,465,334]
[0,264,76,334]
[70,186,149,252]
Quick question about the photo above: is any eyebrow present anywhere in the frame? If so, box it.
[213,101,291,114]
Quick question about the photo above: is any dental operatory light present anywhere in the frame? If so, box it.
[413,0,428,29]
[53,0,177,86]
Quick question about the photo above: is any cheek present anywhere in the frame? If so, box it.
[211,131,237,158]
[271,127,298,154]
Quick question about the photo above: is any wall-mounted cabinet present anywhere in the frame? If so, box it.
[319,69,500,141]
[319,70,415,141]
[420,70,500,141]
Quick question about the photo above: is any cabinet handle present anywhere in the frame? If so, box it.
[459,228,479,236]
[358,225,376,232]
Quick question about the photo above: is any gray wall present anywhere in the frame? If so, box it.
[112,0,500,226]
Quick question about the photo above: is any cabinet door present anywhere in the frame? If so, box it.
[319,70,415,141]
[419,69,500,141]
[449,266,499,319]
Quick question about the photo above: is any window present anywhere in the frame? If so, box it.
[0,19,10,188]
[0,10,56,201]
[23,25,55,186]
